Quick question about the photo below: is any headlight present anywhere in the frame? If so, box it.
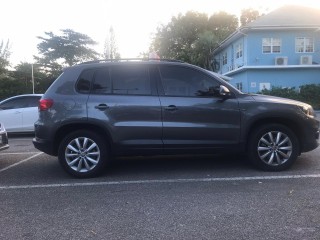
[300,105,314,117]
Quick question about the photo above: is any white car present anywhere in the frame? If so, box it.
[0,94,42,133]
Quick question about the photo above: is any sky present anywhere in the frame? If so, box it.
[1,0,320,67]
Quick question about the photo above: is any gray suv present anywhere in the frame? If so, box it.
[33,59,319,178]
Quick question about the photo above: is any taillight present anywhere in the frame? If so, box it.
[39,99,54,111]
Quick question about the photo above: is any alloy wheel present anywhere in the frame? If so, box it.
[257,131,293,166]
[65,137,101,173]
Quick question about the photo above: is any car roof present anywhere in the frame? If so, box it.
[67,58,192,71]
[0,94,43,103]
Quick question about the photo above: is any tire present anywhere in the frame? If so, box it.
[58,130,108,178]
[248,124,299,171]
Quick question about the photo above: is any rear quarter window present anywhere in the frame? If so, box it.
[89,65,151,96]
[76,70,95,93]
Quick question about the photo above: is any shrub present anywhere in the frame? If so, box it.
[259,84,320,110]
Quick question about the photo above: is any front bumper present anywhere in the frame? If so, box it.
[300,117,320,153]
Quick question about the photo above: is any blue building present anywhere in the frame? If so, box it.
[212,5,320,93]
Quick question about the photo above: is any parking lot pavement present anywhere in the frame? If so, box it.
[0,136,320,239]
[0,135,320,184]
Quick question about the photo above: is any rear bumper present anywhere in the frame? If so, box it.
[32,137,56,156]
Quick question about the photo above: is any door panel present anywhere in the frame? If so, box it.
[22,107,39,132]
[85,64,163,153]
[0,108,23,132]
[87,95,162,150]
[157,65,241,151]
[160,96,240,148]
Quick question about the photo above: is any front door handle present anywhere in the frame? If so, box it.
[95,104,109,110]
[165,105,178,111]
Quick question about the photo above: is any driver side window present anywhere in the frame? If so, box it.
[159,66,220,97]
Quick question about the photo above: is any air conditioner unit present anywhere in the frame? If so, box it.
[300,55,312,65]
[275,57,288,65]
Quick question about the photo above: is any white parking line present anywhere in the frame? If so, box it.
[8,138,34,141]
[0,152,43,173]
[1,173,320,190]
[0,152,40,155]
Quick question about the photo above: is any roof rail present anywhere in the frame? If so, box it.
[80,58,185,64]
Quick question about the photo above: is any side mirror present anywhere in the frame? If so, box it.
[219,85,231,97]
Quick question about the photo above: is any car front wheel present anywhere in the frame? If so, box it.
[248,124,299,171]
[58,130,108,178]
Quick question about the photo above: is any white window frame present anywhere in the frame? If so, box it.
[236,82,243,91]
[262,38,281,54]
[295,37,314,53]
[236,43,243,59]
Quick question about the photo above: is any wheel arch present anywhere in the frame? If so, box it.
[53,123,113,156]
[244,117,303,154]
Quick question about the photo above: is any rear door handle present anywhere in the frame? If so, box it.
[165,105,178,111]
[95,104,109,110]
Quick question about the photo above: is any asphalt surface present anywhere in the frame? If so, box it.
[0,131,319,240]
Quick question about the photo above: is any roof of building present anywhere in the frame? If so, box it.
[246,5,320,28]
[213,5,320,54]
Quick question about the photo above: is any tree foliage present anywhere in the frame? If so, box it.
[191,31,219,69]
[0,77,26,100]
[240,8,261,26]
[208,11,238,41]
[13,62,52,92]
[103,27,121,59]
[152,12,209,62]
[0,61,55,100]
[35,29,99,75]
[150,11,238,69]
[0,40,11,77]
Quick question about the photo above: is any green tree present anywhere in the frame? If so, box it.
[103,27,121,59]
[0,77,26,100]
[208,11,238,41]
[12,62,52,93]
[35,29,99,76]
[0,40,11,77]
[192,31,219,70]
[150,11,238,69]
[240,8,261,26]
[151,11,209,63]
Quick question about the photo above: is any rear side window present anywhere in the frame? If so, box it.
[111,65,151,95]
[78,65,151,96]
[24,96,41,107]
[0,96,40,110]
[0,98,27,110]
[159,65,220,97]
[76,70,94,93]
[92,68,111,94]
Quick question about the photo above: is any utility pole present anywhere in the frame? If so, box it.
[32,64,35,94]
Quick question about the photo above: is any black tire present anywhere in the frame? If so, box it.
[58,130,108,178]
[248,124,299,171]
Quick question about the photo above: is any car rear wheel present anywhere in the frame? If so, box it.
[58,130,108,178]
[248,124,299,171]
